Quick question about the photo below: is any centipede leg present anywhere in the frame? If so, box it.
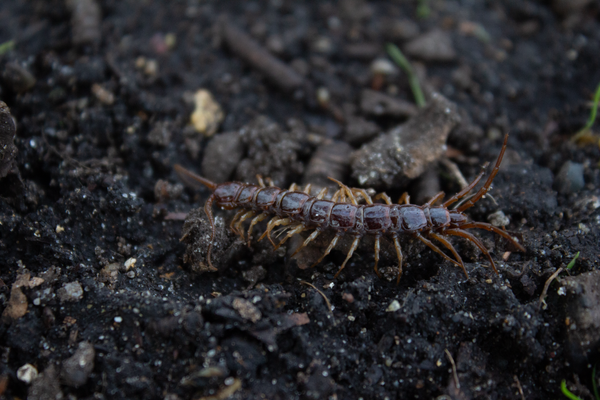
[445,228,498,274]
[257,175,266,188]
[291,229,321,257]
[424,191,446,207]
[274,224,306,250]
[329,177,358,205]
[414,232,462,268]
[398,192,410,205]
[289,183,298,191]
[392,234,404,284]
[331,189,343,202]
[428,232,468,278]
[316,187,328,199]
[303,184,312,194]
[259,217,291,247]
[459,222,526,252]
[335,236,361,278]
[230,210,246,235]
[310,233,342,268]
[231,210,256,240]
[374,193,392,205]
[233,211,256,240]
[352,188,373,204]
[373,235,381,277]
[247,213,268,246]
[266,177,275,187]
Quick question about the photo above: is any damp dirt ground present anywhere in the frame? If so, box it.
[1,1,600,399]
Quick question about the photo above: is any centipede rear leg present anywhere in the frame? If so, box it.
[428,232,468,278]
[445,228,499,274]
[414,232,463,269]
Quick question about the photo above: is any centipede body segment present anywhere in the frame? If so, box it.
[175,134,525,282]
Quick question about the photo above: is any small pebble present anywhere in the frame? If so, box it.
[67,0,101,46]
[232,298,261,323]
[57,282,84,303]
[386,300,401,312]
[124,257,137,270]
[2,62,36,92]
[488,210,510,227]
[404,29,457,62]
[190,89,224,137]
[201,131,245,183]
[60,341,95,387]
[370,58,398,77]
[91,83,115,105]
[17,364,38,384]
[555,161,585,194]
[1,286,28,322]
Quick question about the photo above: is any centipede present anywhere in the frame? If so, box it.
[174,134,525,283]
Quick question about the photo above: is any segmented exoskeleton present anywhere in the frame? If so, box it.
[174,134,525,282]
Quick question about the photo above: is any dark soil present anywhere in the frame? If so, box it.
[1,1,600,399]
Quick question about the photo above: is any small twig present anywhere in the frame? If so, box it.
[300,281,333,312]
[445,348,460,390]
[539,267,564,310]
[513,375,525,400]
[220,19,304,92]
[386,43,426,108]
[440,157,469,189]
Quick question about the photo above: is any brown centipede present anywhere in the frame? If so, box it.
[174,134,525,282]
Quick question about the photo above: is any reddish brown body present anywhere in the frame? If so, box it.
[175,134,525,281]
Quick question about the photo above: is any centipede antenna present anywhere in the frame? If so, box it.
[456,134,509,212]
[174,164,217,191]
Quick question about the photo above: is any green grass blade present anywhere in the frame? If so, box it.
[561,380,583,400]
[566,251,580,270]
[572,81,600,142]
[0,40,15,55]
[416,0,431,19]
[386,43,426,108]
